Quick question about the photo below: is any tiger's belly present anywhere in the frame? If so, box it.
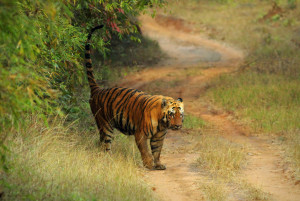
[114,120,136,136]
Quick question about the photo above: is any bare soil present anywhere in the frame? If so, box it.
[119,15,300,201]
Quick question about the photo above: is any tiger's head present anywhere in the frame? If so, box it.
[161,97,184,130]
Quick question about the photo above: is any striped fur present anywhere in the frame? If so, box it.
[85,26,184,170]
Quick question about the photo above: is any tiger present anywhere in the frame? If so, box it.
[85,25,184,170]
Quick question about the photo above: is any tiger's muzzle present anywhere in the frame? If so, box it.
[171,124,182,130]
[169,111,183,130]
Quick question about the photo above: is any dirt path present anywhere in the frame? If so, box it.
[120,15,300,201]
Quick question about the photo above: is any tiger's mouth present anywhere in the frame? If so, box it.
[170,125,182,130]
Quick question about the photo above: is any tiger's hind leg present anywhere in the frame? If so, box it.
[94,115,114,152]
[150,130,167,170]
[97,122,114,152]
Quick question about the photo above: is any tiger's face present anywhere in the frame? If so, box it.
[161,97,184,130]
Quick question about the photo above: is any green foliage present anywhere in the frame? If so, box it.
[108,35,164,66]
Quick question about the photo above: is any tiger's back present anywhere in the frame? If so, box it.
[90,87,167,136]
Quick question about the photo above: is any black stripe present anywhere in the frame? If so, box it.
[150,138,164,143]
[85,53,91,59]
[141,97,156,112]
[157,125,160,132]
[85,44,90,50]
[87,33,92,40]
[125,116,133,135]
[150,127,154,137]
[151,145,161,150]
[120,90,139,111]
[118,109,125,130]
[114,89,135,117]
[105,87,120,118]
[109,88,127,118]
[102,89,117,121]
[115,89,132,108]
[86,62,92,68]
[105,140,112,143]
[129,92,146,108]
[104,133,112,138]
[151,133,167,142]
[91,25,104,32]
[102,123,113,133]
[148,98,161,110]
[105,88,119,105]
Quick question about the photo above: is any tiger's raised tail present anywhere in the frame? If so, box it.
[85,25,104,92]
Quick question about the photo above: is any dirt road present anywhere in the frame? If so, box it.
[119,15,300,201]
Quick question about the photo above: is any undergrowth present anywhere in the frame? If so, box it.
[1,116,155,201]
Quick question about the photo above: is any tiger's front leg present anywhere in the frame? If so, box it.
[150,130,167,170]
[135,133,154,169]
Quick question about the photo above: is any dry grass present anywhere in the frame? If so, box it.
[200,181,228,201]
[194,132,246,179]
[1,116,156,201]
[239,181,271,201]
[283,130,300,180]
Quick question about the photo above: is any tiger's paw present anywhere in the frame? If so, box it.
[143,160,154,170]
[154,164,166,170]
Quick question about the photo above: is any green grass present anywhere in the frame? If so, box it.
[207,72,300,133]
[184,114,206,129]
[1,117,156,201]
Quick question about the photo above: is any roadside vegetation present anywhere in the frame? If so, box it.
[2,117,155,201]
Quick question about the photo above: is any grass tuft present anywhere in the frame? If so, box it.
[195,133,246,179]
[184,114,206,130]
[240,181,270,201]
[283,130,300,180]
[201,181,228,201]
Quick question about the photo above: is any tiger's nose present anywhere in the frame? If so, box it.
[174,125,182,129]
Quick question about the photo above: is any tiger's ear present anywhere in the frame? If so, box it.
[177,98,183,102]
[161,98,167,108]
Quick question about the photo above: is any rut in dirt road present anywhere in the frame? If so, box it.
[120,15,300,201]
